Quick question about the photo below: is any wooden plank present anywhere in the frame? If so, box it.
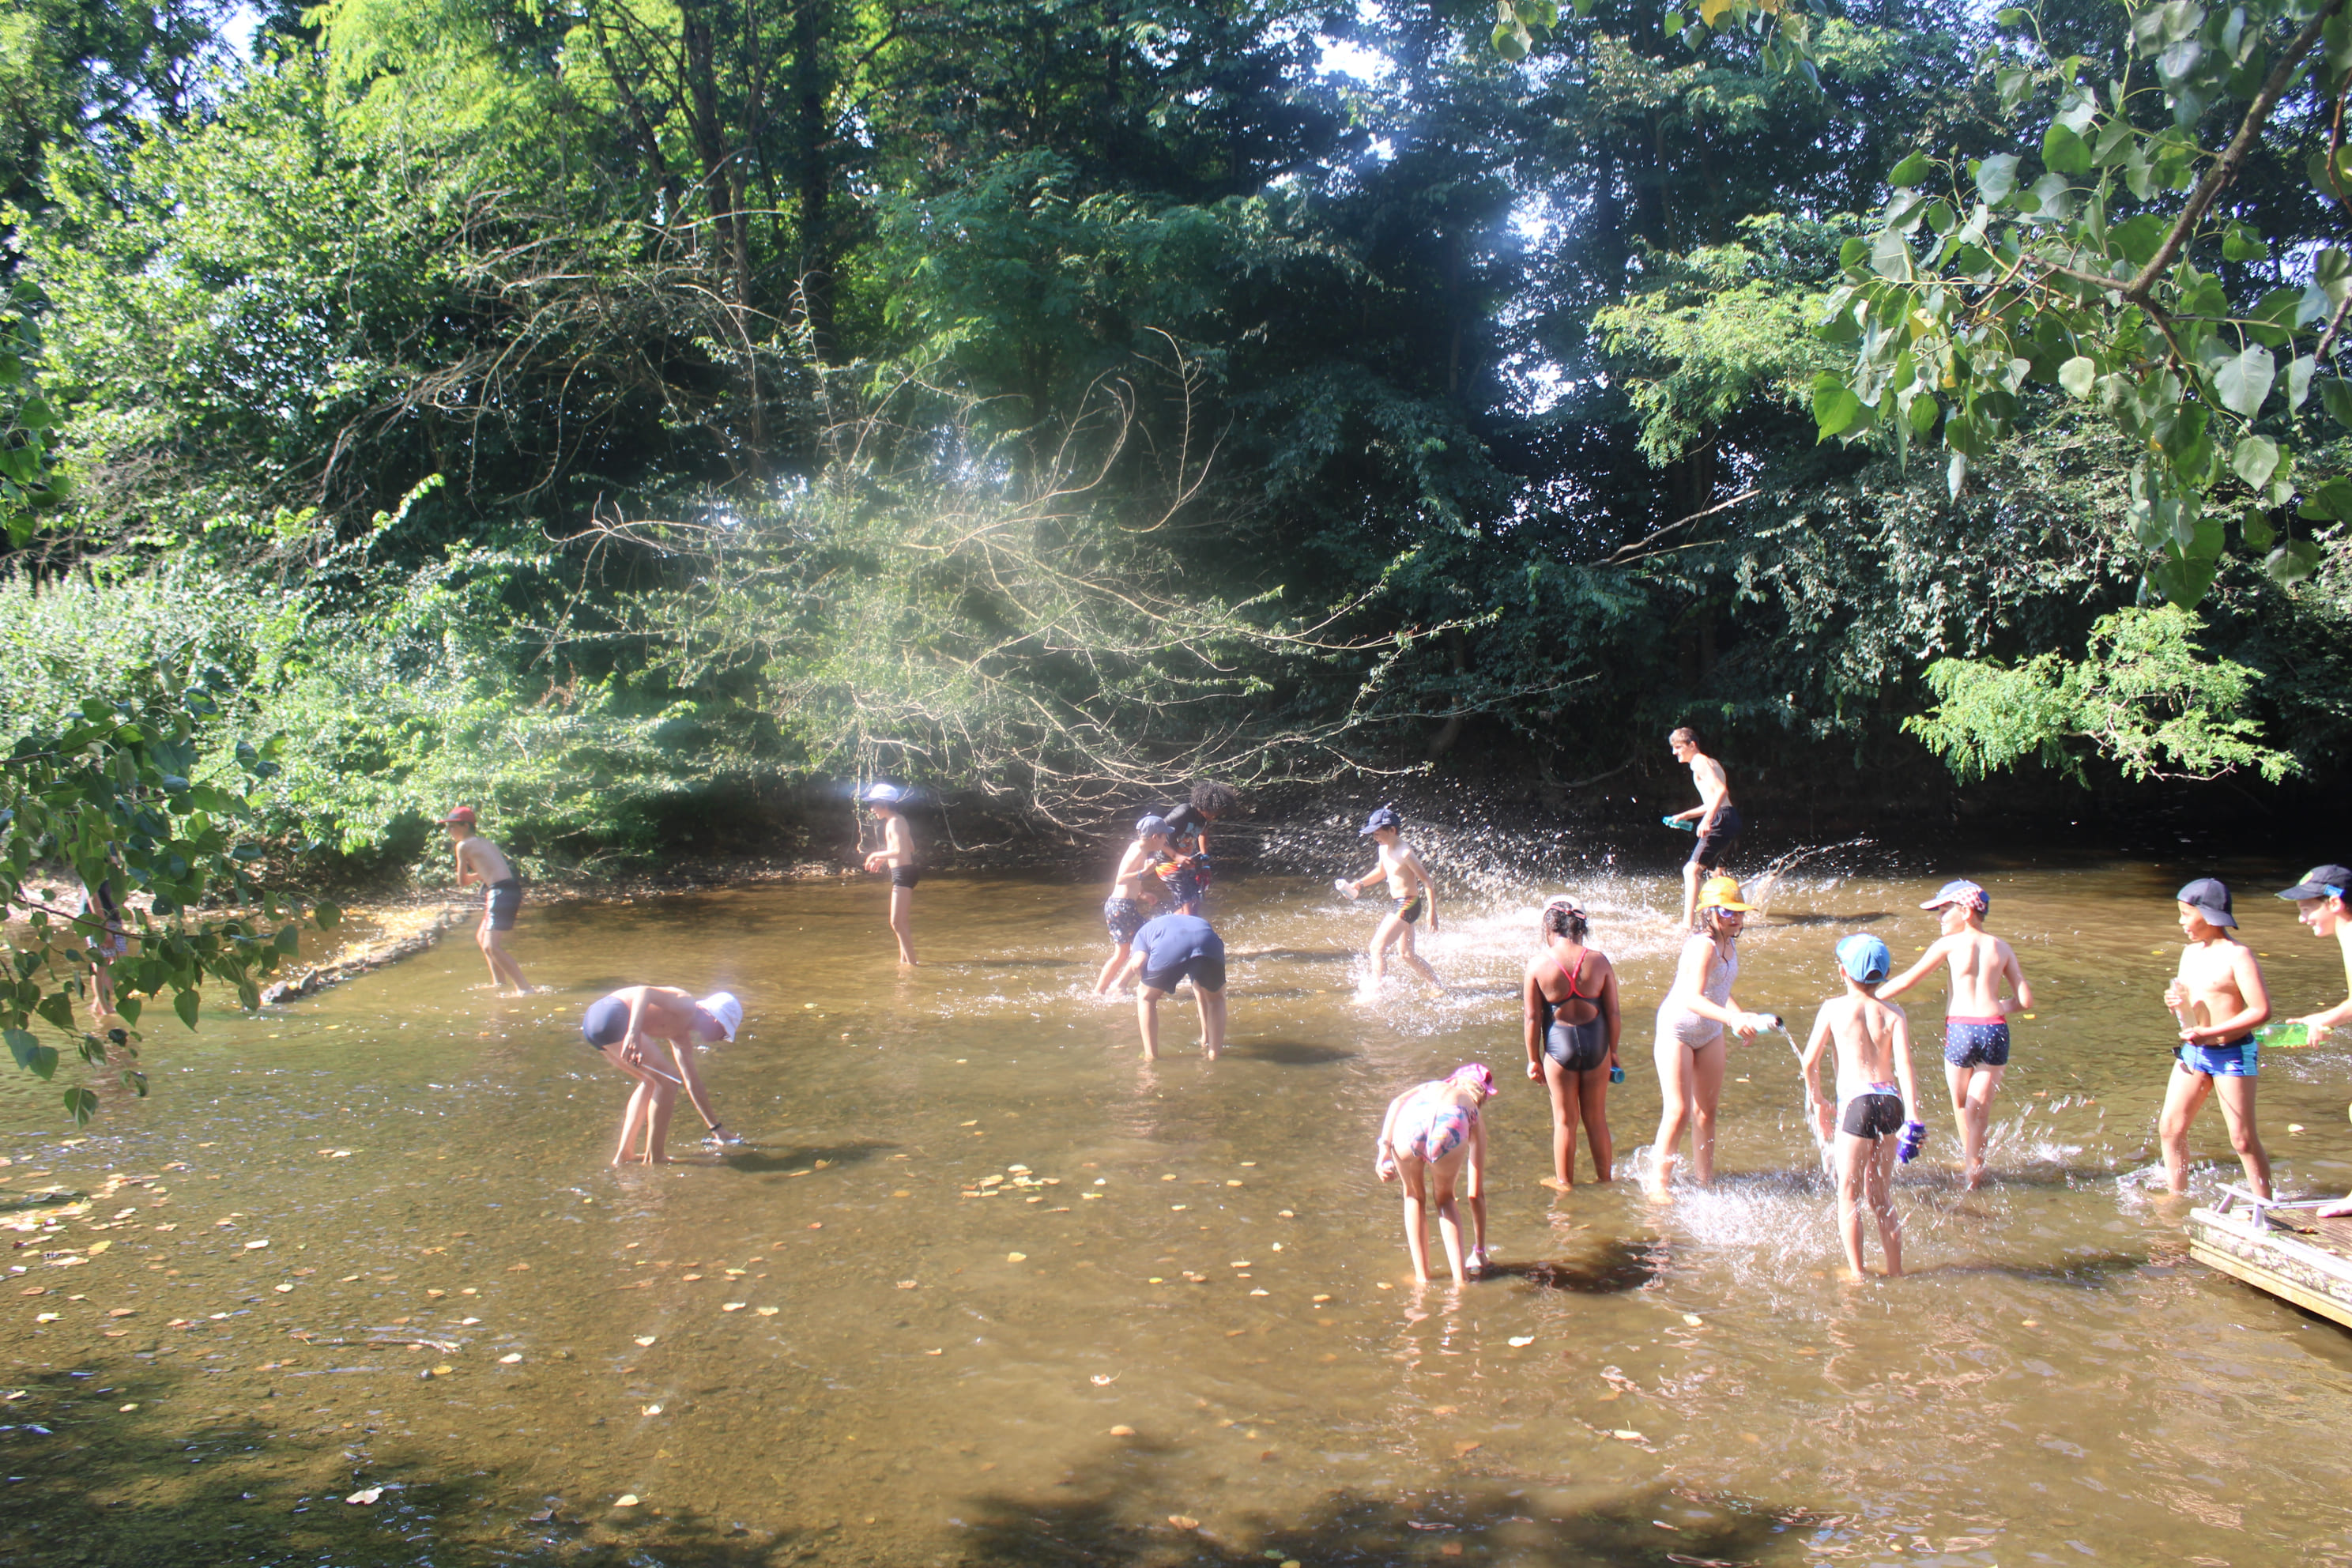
[2189,1206,2352,1329]
[2190,1242,2352,1330]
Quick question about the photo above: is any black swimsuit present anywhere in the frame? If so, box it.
[1540,950,1610,1072]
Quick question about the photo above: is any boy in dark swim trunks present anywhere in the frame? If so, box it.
[443,807,532,996]
[2160,879,2273,1199]
[1114,910,1227,1060]
[1666,727,1740,930]
[1800,935,1920,1280]
[860,784,920,965]
[1155,781,1240,916]
[1338,806,1442,992]
[1875,879,2033,1190]
[579,987,744,1163]
[1095,816,1170,994]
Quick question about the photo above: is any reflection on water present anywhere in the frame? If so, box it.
[5,852,2352,1565]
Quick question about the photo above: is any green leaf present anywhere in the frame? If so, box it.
[2301,477,2352,522]
[62,1087,98,1125]
[315,899,342,931]
[2241,507,2276,550]
[1811,373,1864,439]
[2267,540,2324,586]
[2149,551,2217,609]
[2213,344,2274,418]
[2059,356,2098,398]
[173,987,200,1031]
[34,993,73,1033]
[1908,395,1940,435]
[2222,222,2264,262]
[2042,123,2091,176]
[274,924,300,955]
[6,1028,58,1080]
[2108,214,2169,266]
[1889,151,1931,187]
[2322,379,2352,432]
[1491,21,1528,58]
[116,997,141,1027]
[1974,154,2021,206]
[2230,435,2279,491]
[2285,355,2314,412]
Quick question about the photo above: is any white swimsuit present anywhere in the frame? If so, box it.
[1657,933,1736,1048]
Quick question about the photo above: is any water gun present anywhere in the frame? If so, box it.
[1897,1121,1928,1164]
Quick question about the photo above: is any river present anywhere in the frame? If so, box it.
[3,842,2350,1566]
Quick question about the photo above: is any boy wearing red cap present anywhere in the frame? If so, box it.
[2160,878,2272,1199]
[1876,878,2032,1189]
[442,807,531,996]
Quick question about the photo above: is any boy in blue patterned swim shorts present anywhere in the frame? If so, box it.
[1876,879,2033,1189]
[2159,878,2273,1200]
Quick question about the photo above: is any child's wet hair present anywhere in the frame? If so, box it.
[1190,780,1242,816]
[1542,899,1589,942]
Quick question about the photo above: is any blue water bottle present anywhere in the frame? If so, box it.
[1610,1062,1625,1084]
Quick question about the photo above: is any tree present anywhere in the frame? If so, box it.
[2,671,336,1124]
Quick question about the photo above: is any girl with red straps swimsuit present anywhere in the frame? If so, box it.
[1523,898,1622,1188]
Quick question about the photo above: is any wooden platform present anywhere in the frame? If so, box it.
[2188,1193,2352,1329]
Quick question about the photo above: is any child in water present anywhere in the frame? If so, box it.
[860,783,921,965]
[1338,805,1442,990]
[1095,816,1170,994]
[1800,936,1921,1280]
[1374,1063,1494,1284]
[1875,878,2033,1189]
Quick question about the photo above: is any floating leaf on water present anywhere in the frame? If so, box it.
[499,1353,522,1364]
[1453,1441,1482,1456]
[924,1348,942,1355]
[244,1240,269,1250]
[756,1306,778,1316]
[426,1289,445,1298]
[1090,1374,1118,1385]
[345,1487,383,1505]
[1109,1425,1136,1437]
[34,1313,58,1323]
[526,1509,554,1523]
[274,1283,294,1293]
[1508,1336,1536,1348]
[1311,1294,1331,1302]
[107,1307,134,1317]
[118,1403,138,1412]
[461,1317,481,1325]
[722,1302,746,1312]
[895,1281,918,1290]
[101,1329,128,1337]
[2020,1319,2039,1328]
[1250,1288,1268,1296]
[1682,1314,1703,1327]
[1611,1430,1645,1442]
[1170,1204,1188,1212]
[1168,1515,1199,1530]
[432,1364,453,1375]
[643,1404,662,1415]
[614,1494,639,1507]
[2290,1124,2307,1133]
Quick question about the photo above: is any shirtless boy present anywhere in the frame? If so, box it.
[1155,781,1240,916]
[1337,806,1442,989]
[860,784,920,965]
[1800,935,1921,1280]
[2160,879,2272,1200]
[443,807,531,995]
[1666,728,1740,929]
[579,986,744,1164]
[1876,879,2033,1189]
[1114,910,1227,1060]
[2275,865,2352,1044]
[1095,815,1170,994]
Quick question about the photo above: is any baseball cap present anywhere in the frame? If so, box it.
[1135,814,1170,838]
[1359,805,1404,836]
[1837,933,1891,985]
[1696,875,1755,912]
[2176,877,2237,928]
[1921,879,1988,912]
[696,991,743,1042]
[439,805,477,825]
[2277,865,2352,901]
[858,782,903,806]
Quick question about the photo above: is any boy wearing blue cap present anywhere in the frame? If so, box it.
[1800,935,1920,1280]
[2160,878,2273,1199]
[1094,816,1171,994]
[1876,879,2033,1189]
[860,784,920,965]
[1336,805,1442,990]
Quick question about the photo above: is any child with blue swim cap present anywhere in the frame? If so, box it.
[1798,933,1923,1280]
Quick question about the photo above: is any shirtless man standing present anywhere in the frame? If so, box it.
[1666,728,1740,930]
[443,807,531,995]
[1800,935,1921,1280]
[860,784,920,966]
[2159,878,2273,1200]
[579,986,744,1163]
[1876,879,2033,1189]
[1337,806,1442,990]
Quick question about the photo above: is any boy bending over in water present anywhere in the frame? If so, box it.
[1801,936,1921,1280]
[1338,805,1441,990]
[2161,879,2272,1199]
[581,986,744,1162]
[1095,816,1170,993]
[1115,910,1227,1060]
[1875,879,2032,1189]
[443,807,532,995]
[1374,1064,1494,1284]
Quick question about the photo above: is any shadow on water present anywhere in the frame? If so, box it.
[1487,1238,1667,1295]
[723,1141,899,1174]
[952,1444,1821,1566]
[1914,1250,2150,1287]
[1760,911,1890,928]
[1222,1041,1357,1066]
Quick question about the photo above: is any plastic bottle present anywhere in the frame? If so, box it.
[2256,1022,2311,1048]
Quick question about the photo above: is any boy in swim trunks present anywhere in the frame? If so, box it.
[579,987,744,1163]
[2159,878,2273,1200]
[1155,781,1240,916]
[1875,878,2033,1189]
[1094,816,1170,994]
[1666,727,1740,930]
[860,784,920,965]
[1800,935,1920,1280]
[1115,910,1227,1059]
[443,807,532,996]
[1374,1064,1494,1284]
[1338,805,1442,989]
[2276,867,2352,1216]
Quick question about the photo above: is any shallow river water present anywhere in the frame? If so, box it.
[6,842,2352,1567]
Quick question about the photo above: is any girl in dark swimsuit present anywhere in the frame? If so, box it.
[1522,898,1623,1188]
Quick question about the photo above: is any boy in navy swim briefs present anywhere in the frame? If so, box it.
[2159,879,2273,1199]
[1876,879,2033,1189]
[1115,911,1227,1060]
[859,783,921,965]
[1801,935,1920,1280]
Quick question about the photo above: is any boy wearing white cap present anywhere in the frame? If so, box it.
[2160,878,2272,1199]
[441,805,532,996]
[1876,878,2033,1189]
[580,986,745,1161]
[859,784,921,965]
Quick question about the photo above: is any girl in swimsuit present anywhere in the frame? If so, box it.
[1374,1063,1495,1284]
[1646,876,1774,1199]
[1523,898,1621,1189]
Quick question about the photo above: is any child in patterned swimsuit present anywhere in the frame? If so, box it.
[1875,879,2032,1190]
[1374,1064,1494,1284]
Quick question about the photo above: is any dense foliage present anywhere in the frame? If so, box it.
[0,0,2345,888]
